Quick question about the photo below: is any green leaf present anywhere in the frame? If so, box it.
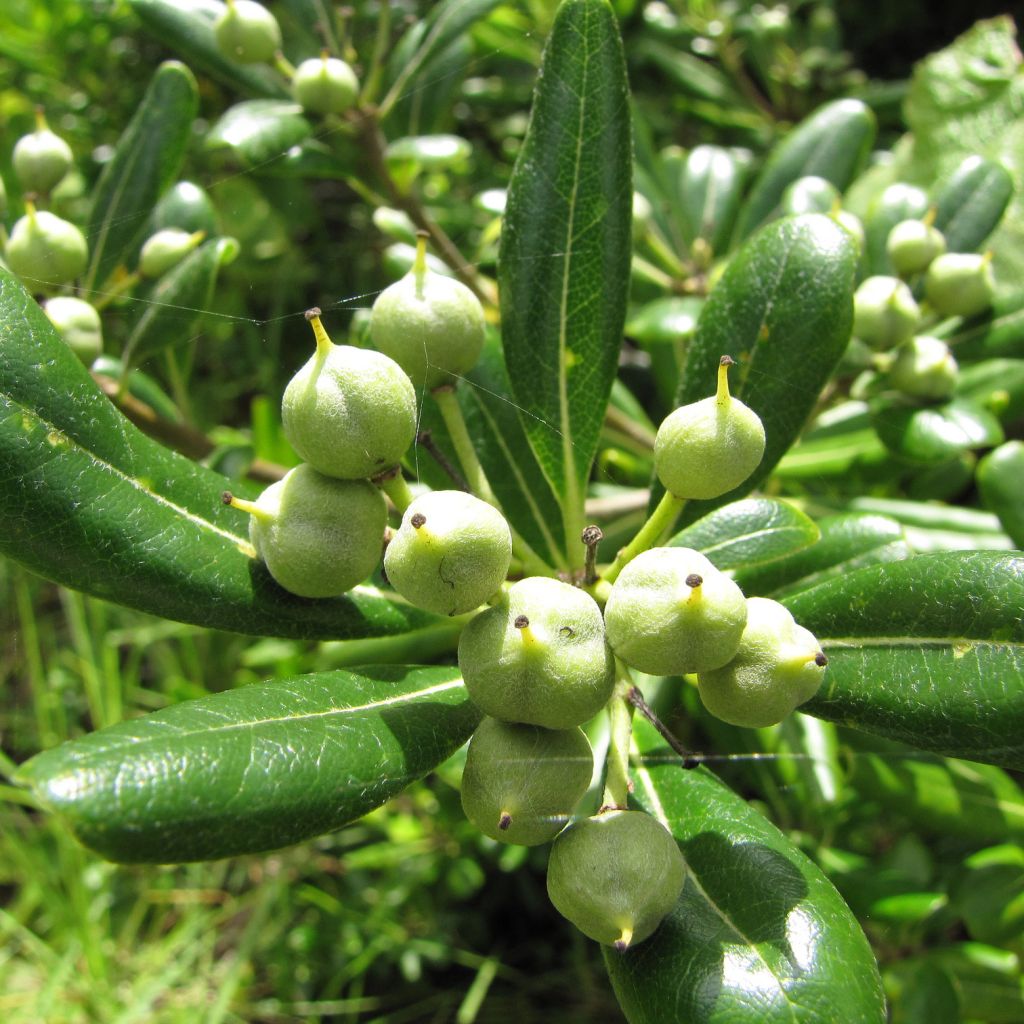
[0,267,437,641]
[869,396,1004,463]
[954,358,1024,425]
[127,0,289,99]
[977,441,1024,546]
[206,100,313,168]
[734,512,911,599]
[924,944,1024,1024]
[669,498,819,571]
[84,61,198,291]
[735,99,876,239]
[123,238,240,370]
[16,665,478,863]
[499,0,632,568]
[932,155,1014,255]
[787,552,1024,768]
[677,145,748,256]
[604,757,885,1024]
[942,287,1024,360]
[951,845,1024,944]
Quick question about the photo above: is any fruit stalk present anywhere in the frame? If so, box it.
[602,490,685,585]
[602,672,636,811]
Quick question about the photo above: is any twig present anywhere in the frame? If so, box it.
[417,430,470,491]
[627,687,700,769]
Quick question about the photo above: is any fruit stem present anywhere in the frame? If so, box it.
[716,354,735,407]
[24,196,38,227]
[274,52,296,80]
[413,230,428,297]
[222,490,273,524]
[375,468,414,514]
[602,672,635,811]
[602,491,685,586]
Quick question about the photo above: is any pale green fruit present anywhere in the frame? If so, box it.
[547,810,685,950]
[925,252,996,318]
[460,717,593,846]
[832,209,864,251]
[697,597,827,728]
[214,0,281,64]
[44,296,102,364]
[282,311,417,480]
[370,238,485,389]
[459,576,615,729]
[888,335,958,400]
[604,547,747,676]
[139,228,204,277]
[384,490,512,615]
[228,464,386,598]
[781,175,839,216]
[5,207,87,287]
[654,357,766,500]
[13,112,73,194]
[852,275,920,350]
[293,55,359,115]
[886,218,946,275]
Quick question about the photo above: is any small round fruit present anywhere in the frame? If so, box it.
[151,181,218,235]
[925,252,995,318]
[886,218,946,275]
[852,275,920,350]
[370,234,485,390]
[384,490,512,615]
[139,228,204,277]
[781,175,839,216]
[214,0,281,64]
[460,717,593,846]
[44,296,102,364]
[225,464,386,598]
[13,110,73,194]
[282,310,417,480]
[888,335,958,400]
[459,576,615,729]
[547,810,685,950]
[604,547,747,676]
[293,54,359,115]
[832,209,865,251]
[5,205,88,286]
[654,356,766,500]
[697,597,827,728]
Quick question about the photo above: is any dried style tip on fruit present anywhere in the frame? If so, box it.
[293,52,359,115]
[546,810,685,950]
[43,296,102,365]
[213,0,282,64]
[4,199,88,287]
[370,233,486,390]
[384,490,512,616]
[604,546,748,676]
[458,576,615,730]
[281,309,417,481]
[224,464,386,598]
[460,717,593,846]
[697,597,827,728]
[925,252,996,318]
[12,108,73,195]
[654,355,766,500]
[888,335,958,400]
[138,228,205,278]
[886,217,946,276]
[852,275,920,350]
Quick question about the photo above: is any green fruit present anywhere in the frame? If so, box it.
[293,55,359,115]
[654,356,766,500]
[604,547,747,676]
[43,296,103,365]
[832,209,864,251]
[459,576,615,729]
[781,175,839,216]
[151,181,218,235]
[282,310,417,480]
[384,490,512,615]
[886,218,946,275]
[546,810,685,950]
[925,252,996,318]
[139,228,204,277]
[852,275,920,350]
[460,717,593,846]
[5,204,88,287]
[888,335,958,400]
[214,0,281,64]
[13,110,73,194]
[225,464,386,598]
[697,597,827,728]
[370,235,486,390]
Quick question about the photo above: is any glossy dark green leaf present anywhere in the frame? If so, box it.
[977,441,1024,546]
[677,145,747,254]
[735,100,876,239]
[943,287,1024,360]
[669,498,819,570]
[206,100,313,169]
[127,0,288,99]
[84,62,198,290]
[863,183,930,277]
[667,214,859,526]
[498,0,631,566]
[634,39,747,106]
[932,155,1014,254]
[0,267,438,641]
[887,961,959,1024]
[626,296,702,347]
[951,845,1024,944]
[788,552,1024,768]
[870,396,1004,463]
[925,944,1024,1023]
[151,181,219,236]
[16,665,478,863]
[954,358,1024,425]
[604,757,885,1024]
[734,512,911,599]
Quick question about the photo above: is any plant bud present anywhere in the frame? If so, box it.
[460,717,593,846]
[13,109,73,194]
[547,810,685,950]
[214,0,281,64]
[5,202,88,287]
[224,464,386,598]
[888,335,958,400]
[458,576,615,729]
[886,218,946,275]
[138,228,205,277]
[43,296,103,365]
[925,252,995,318]
[604,547,747,676]
[852,275,920,350]
[293,54,359,115]
[384,490,512,615]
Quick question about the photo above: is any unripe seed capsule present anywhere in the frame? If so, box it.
[13,108,73,194]
[213,0,281,64]
[888,335,958,400]
[925,252,996,319]
[139,228,205,277]
[293,53,359,115]
[852,275,920,350]
[43,296,103,365]
[4,199,88,287]
[886,217,946,275]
